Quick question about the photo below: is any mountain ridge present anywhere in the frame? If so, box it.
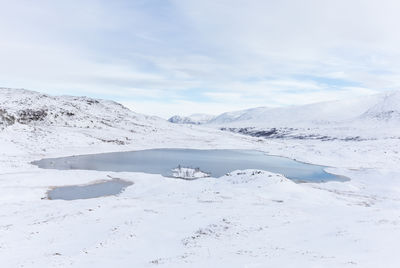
[168,91,400,127]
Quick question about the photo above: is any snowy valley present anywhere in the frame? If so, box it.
[1,88,400,267]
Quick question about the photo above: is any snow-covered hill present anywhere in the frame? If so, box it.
[361,91,400,122]
[203,91,400,141]
[0,87,160,130]
[208,107,271,124]
[167,91,400,130]
[209,92,400,127]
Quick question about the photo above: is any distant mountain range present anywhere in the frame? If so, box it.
[169,91,400,127]
[1,87,399,149]
[168,114,215,125]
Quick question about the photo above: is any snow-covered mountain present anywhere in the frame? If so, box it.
[208,92,397,127]
[168,113,215,125]
[168,91,400,128]
[0,87,160,130]
[207,107,270,125]
[360,91,400,122]
[203,91,400,141]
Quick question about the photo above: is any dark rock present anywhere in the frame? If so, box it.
[0,109,16,126]
[17,109,48,124]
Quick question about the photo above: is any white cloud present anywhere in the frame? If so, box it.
[0,0,400,117]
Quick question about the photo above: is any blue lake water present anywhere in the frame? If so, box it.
[33,149,346,183]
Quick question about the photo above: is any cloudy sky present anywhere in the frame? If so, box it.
[1,0,400,117]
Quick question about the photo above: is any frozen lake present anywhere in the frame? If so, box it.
[47,179,133,200]
[33,149,346,183]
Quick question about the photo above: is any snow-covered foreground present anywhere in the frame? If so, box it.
[1,88,400,267]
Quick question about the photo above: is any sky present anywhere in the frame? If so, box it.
[1,0,400,118]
